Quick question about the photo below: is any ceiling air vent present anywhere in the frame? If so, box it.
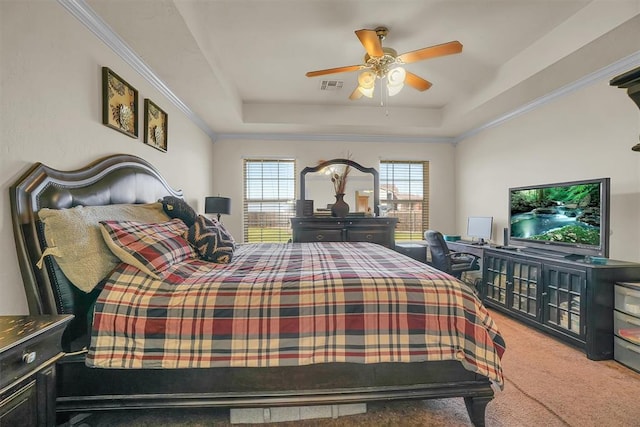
[320,80,344,91]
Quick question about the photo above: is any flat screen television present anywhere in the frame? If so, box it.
[508,178,610,258]
[467,216,493,244]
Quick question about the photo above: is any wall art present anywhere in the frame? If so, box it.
[143,99,168,152]
[102,67,138,138]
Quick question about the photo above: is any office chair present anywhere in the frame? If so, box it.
[424,230,480,281]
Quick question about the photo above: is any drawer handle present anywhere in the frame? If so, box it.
[316,234,324,241]
[366,234,373,240]
[23,351,37,364]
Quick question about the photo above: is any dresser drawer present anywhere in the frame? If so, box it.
[347,229,389,246]
[290,217,397,246]
[0,380,37,426]
[614,310,640,343]
[615,284,640,316]
[0,331,62,391]
[296,229,343,242]
[614,335,640,373]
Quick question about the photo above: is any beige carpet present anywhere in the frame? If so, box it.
[69,309,640,427]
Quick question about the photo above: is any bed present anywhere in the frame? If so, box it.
[10,154,504,426]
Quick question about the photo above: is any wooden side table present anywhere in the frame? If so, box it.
[0,315,73,427]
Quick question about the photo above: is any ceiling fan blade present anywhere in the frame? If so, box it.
[349,86,364,100]
[306,64,364,78]
[355,29,384,57]
[405,71,432,92]
[397,41,463,64]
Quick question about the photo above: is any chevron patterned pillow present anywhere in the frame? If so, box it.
[187,215,236,264]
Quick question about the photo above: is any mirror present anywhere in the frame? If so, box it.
[299,159,380,216]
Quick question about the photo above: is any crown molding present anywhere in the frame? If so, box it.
[57,0,218,142]
[217,132,454,144]
[453,49,640,144]
[59,0,640,146]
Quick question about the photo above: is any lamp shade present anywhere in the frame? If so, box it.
[205,196,231,215]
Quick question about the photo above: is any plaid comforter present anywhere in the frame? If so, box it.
[87,242,505,385]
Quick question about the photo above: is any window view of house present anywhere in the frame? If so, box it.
[380,161,429,240]
[243,159,296,242]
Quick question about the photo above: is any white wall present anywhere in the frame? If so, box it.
[0,1,215,314]
[455,79,640,262]
[210,139,457,242]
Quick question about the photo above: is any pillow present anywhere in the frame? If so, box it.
[99,218,196,278]
[38,203,170,292]
[187,215,236,264]
[161,196,198,227]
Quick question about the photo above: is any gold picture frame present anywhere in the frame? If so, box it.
[102,67,138,138]
[144,99,168,152]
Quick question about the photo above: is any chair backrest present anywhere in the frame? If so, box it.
[424,230,452,273]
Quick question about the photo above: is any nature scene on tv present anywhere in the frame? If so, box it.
[510,183,601,246]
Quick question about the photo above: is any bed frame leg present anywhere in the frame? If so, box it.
[464,395,491,427]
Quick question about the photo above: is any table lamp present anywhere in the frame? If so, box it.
[205,196,231,222]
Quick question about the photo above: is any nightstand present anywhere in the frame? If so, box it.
[0,315,73,427]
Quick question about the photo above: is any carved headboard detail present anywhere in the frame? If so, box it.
[10,154,182,317]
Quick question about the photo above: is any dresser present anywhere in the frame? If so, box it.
[0,315,73,427]
[290,217,398,248]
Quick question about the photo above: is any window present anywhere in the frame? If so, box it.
[243,159,296,242]
[380,161,429,240]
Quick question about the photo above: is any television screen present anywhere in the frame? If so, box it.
[467,216,493,243]
[509,178,610,257]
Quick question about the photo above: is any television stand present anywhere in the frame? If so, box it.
[481,247,640,360]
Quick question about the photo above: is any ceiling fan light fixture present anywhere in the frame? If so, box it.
[358,85,375,98]
[357,70,376,98]
[358,71,376,88]
[306,27,462,101]
[387,67,406,96]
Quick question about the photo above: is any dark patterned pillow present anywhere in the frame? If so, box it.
[187,215,236,264]
[161,196,198,227]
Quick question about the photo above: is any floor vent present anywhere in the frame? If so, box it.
[320,80,344,90]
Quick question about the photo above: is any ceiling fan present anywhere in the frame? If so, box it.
[306,26,463,100]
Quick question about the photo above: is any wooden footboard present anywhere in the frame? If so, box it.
[57,355,493,426]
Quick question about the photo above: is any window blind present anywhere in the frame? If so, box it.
[243,159,296,243]
[380,161,429,240]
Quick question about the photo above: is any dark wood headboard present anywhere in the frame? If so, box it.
[10,154,182,318]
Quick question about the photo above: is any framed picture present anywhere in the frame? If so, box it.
[102,67,138,138]
[143,99,168,152]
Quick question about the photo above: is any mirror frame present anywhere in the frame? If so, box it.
[300,158,380,216]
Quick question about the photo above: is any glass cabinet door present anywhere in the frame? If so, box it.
[543,264,586,338]
[510,259,541,320]
[484,254,509,306]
